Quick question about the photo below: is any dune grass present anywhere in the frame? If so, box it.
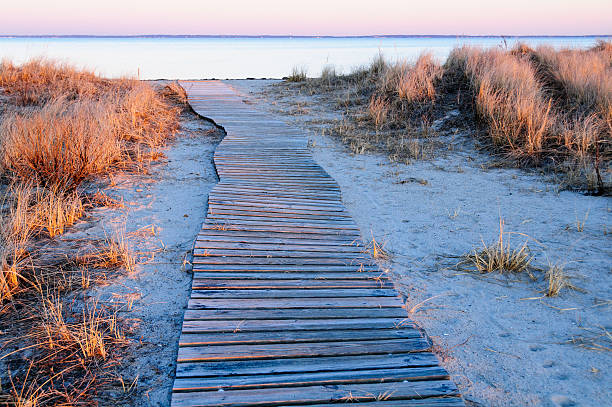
[288,42,611,193]
[446,46,554,158]
[287,66,307,82]
[0,59,182,404]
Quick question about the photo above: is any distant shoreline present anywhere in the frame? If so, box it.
[1,34,610,39]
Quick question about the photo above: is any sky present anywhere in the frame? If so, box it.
[1,0,610,36]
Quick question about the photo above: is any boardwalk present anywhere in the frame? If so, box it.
[171,80,464,407]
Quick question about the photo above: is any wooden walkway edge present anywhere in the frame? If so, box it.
[171,80,464,407]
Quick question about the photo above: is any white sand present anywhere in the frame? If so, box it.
[231,80,612,407]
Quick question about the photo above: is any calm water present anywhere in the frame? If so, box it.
[0,36,608,79]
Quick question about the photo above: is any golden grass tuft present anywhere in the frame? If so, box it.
[534,45,611,115]
[368,96,389,127]
[43,296,125,358]
[0,297,128,405]
[0,63,179,190]
[0,58,177,305]
[79,228,136,273]
[287,66,307,82]
[382,53,443,104]
[543,262,582,297]
[459,218,534,275]
[363,233,390,261]
[0,58,179,403]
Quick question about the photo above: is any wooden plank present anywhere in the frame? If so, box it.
[171,380,458,407]
[200,225,362,237]
[204,217,358,227]
[183,308,408,321]
[191,257,375,266]
[190,288,398,299]
[173,366,448,391]
[175,352,441,378]
[207,209,353,221]
[187,297,405,309]
[193,241,363,253]
[197,230,362,242]
[191,272,389,280]
[181,318,415,333]
[207,198,346,211]
[191,278,393,289]
[177,338,431,362]
[179,328,423,346]
[193,248,369,259]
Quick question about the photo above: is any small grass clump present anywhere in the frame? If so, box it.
[458,218,534,276]
[287,66,307,82]
[79,228,136,273]
[363,233,390,261]
[542,262,582,297]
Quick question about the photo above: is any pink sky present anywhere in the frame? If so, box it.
[2,0,610,36]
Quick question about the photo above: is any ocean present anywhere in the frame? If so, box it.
[0,36,608,80]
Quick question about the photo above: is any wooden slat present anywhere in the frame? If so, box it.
[189,288,399,299]
[177,338,431,362]
[187,297,405,309]
[176,352,440,378]
[191,278,393,289]
[181,318,416,332]
[183,308,409,321]
[171,380,458,407]
[179,328,424,346]
[172,80,463,407]
[173,366,449,391]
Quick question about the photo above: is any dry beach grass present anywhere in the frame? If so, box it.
[0,59,184,405]
[289,41,611,194]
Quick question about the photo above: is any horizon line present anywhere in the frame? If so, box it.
[1,34,611,39]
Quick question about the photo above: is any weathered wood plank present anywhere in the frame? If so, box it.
[171,380,458,407]
[173,366,448,391]
[187,297,405,309]
[191,264,380,272]
[275,399,466,407]
[191,278,393,289]
[191,257,375,266]
[175,352,440,378]
[181,317,415,331]
[191,272,389,281]
[177,338,431,362]
[194,241,363,253]
[179,328,423,346]
[193,248,369,259]
[190,288,399,299]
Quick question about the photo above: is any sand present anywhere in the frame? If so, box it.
[229,79,611,407]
